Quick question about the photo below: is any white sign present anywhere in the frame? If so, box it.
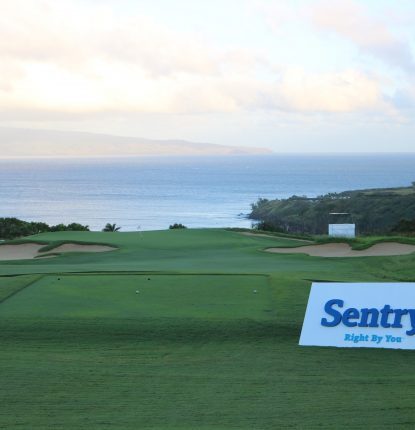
[328,223,356,238]
[300,283,415,349]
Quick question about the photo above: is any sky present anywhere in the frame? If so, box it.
[1,0,415,152]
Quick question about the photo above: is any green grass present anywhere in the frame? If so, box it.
[0,274,42,302]
[0,274,270,320]
[1,229,415,428]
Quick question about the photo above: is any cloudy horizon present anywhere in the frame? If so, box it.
[1,0,414,153]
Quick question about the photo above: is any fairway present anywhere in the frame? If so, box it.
[1,229,415,429]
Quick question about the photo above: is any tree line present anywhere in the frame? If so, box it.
[249,186,415,235]
[0,218,89,240]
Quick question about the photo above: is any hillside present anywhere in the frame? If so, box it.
[249,183,415,235]
[0,127,272,158]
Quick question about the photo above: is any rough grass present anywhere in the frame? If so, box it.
[226,227,314,241]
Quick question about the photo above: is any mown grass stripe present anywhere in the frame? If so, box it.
[0,275,43,304]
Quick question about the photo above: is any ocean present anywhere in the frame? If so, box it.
[1,154,414,231]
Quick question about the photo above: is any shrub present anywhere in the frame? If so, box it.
[252,221,284,233]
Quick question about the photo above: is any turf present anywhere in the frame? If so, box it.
[0,274,42,302]
[1,229,415,429]
[0,274,270,320]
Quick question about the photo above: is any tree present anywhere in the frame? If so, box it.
[169,223,187,229]
[67,223,90,231]
[391,219,415,234]
[102,223,121,232]
[49,223,89,232]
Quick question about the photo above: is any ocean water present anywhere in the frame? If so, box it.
[1,154,414,231]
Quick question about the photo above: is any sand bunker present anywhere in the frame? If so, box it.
[0,243,116,261]
[0,244,45,261]
[266,242,415,258]
[49,244,115,254]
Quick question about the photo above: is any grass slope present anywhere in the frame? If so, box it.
[1,229,415,429]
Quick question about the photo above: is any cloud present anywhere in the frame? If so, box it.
[390,86,415,111]
[0,0,220,76]
[0,0,400,120]
[309,0,415,72]
[0,0,223,113]
[274,69,385,113]
[251,0,299,33]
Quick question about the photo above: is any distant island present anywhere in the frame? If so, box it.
[0,128,272,158]
[250,183,415,235]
